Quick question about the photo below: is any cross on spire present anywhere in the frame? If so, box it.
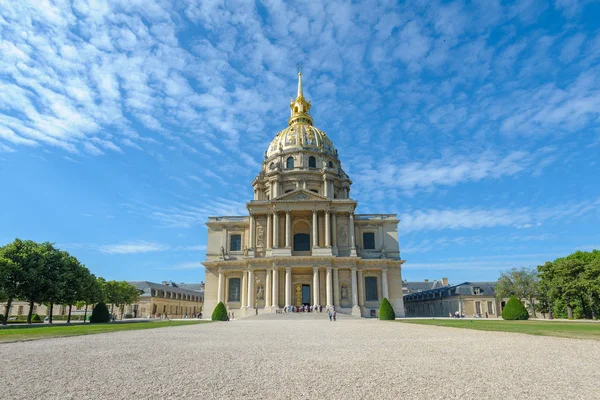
[297,63,303,75]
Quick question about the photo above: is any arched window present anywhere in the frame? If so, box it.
[286,157,294,169]
[308,156,316,168]
[328,161,333,168]
[293,233,310,251]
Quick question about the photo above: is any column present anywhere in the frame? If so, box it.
[247,269,254,308]
[333,268,340,306]
[323,176,329,197]
[351,268,358,307]
[267,213,272,249]
[285,211,291,248]
[285,267,292,307]
[249,214,255,250]
[358,270,365,307]
[313,267,320,306]
[241,270,247,307]
[349,213,356,249]
[217,270,224,303]
[272,267,279,308]
[265,269,271,309]
[312,209,318,248]
[382,269,389,300]
[325,210,331,247]
[332,213,337,246]
[326,267,333,308]
[273,212,279,248]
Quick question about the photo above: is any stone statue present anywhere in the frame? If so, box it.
[220,246,226,259]
[256,225,265,248]
[341,284,349,300]
[243,245,249,257]
[256,285,264,300]
[380,245,387,259]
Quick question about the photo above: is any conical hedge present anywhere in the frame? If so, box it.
[211,302,228,321]
[501,296,529,320]
[379,297,396,320]
[90,302,110,323]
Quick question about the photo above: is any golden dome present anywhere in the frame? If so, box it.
[266,124,335,158]
[266,69,337,158]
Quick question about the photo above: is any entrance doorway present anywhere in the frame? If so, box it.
[302,284,311,306]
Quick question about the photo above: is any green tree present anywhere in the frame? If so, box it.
[40,244,66,324]
[90,302,110,323]
[0,253,21,325]
[105,280,139,319]
[501,296,529,320]
[378,298,396,320]
[211,302,228,321]
[496,267,538,317]
[78,274,104,323]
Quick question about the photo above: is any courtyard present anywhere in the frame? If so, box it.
[1,314,599,399]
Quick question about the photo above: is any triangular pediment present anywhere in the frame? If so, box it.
[274,189,329,202]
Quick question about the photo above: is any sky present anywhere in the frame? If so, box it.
[1,0,599,286]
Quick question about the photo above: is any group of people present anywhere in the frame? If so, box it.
[285,304,324,313]
[328,309,337,322]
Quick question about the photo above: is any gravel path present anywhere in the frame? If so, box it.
[1,313,599,400]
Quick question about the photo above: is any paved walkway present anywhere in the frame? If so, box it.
[1,314,599,399]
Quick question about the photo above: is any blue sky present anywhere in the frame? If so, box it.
[1,0,599,285]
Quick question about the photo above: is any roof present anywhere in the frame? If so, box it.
[403,281,498,301]
[175,283,205,292]
[128,281,205,298]
[403,280,445,294]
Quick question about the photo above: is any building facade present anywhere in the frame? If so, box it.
[202,71,405,318]
[403,280,537,318]
[2,281,204,320]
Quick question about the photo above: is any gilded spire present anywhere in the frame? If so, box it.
[297,63,303,98]
[289,64,312,126]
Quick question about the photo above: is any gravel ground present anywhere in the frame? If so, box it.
[1,313,599,400]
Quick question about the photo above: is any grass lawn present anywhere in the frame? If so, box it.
[398,319,600,341]
[0,320,210,343]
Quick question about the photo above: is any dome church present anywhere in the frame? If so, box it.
[202,70,405,318]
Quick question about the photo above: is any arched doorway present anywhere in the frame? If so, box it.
[295,284,311,307]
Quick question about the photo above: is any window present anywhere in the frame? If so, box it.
[365,277,378,301]
[286,157,294,169]
[230,234,241,251]
[475,301,481,315]
[228,278,241,302]
[294,233,310,251]
[473,287,481,295]
[363,232,375,250]
[308,156,316,168]
[310,189,318,193]
[328,161,333,168]
[487,302,493,314]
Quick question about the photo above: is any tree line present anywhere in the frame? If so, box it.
[0,238,140,325]
[496,250,600,319]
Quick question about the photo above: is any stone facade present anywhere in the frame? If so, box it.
[202,71,405,318]
[403,280,536,318]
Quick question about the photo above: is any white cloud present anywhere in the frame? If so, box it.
[98,241,170,254]
[157,261,205,271]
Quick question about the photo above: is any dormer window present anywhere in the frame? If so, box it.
[286,157,294,169]
[308,156,316,168]
[473,287,481,295]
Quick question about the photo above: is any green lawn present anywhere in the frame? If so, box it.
[398,319,600,341]
[0,320,210,343]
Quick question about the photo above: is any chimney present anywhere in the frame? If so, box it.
[424,279,429,282]
[442,277,449,286]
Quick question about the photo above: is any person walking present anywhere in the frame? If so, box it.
[329,311,332,322]
[333,311,337,322]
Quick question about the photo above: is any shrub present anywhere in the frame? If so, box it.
[502,296,529,320]
[31,314,42,323]
[90,302,110,323]
[379,298,396,320]
[211,302,228,321]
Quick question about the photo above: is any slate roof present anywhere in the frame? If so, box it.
[403,280,445,294]
[403,281,498,301]
[128,281,205,298]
